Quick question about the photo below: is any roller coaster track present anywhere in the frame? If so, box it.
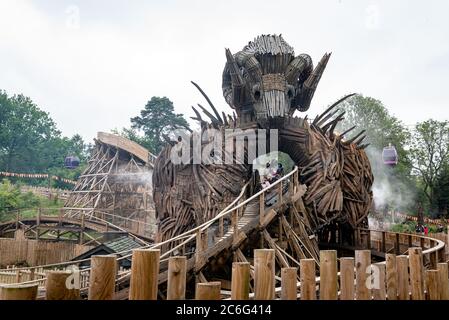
[0,166,445,299]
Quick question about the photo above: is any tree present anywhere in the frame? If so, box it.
[336,94,410,166]
[130,97,190,153]
[409,119,449,215]
[0,90,90,187]
[0,91,60,172]
[434,163,449,216]
[335,94,414,211]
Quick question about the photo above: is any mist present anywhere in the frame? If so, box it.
[365,146,414,229]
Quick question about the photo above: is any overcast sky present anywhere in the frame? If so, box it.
[1,0,448,142]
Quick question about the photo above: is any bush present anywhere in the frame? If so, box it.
[0,179,42,212]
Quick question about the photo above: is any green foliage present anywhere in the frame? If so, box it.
[410,119,449,215]
[335,94,415,211]
[0,179,41,212]
[336,94,411,172]
[129,97,190,153]
[390,221,416,233]
[0,90,90,188]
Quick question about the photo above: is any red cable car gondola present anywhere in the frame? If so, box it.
[382,144,398,166]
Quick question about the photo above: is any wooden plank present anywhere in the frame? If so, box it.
[396,255,409,300]
[385,254,397,300]
[319,250,337,300]
[281,267,297,300]
[339,257,354,300]
[355,250,371,300]
[437,262,449,300]
[300,259,316,300]
[254,249,275,300]
[231,262,250,300]
[167,256,187,300]
[409,247,424,300]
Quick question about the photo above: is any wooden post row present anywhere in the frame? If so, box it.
[231,262,250,300]
[355,250,371,300]
[88,255,117,300]
[339,257,354,300]
[129,249,160,300]
[0,283,38,300]
[386,254,397,300]
[254,249,275,300]
[195,282,221,300]
[408,247,424,300]
[168,256,187,300]
[281,267,297,300]
[300,259,316,300]
[320,250,337,300]
[46,270,80,300]
[396,255,410,300]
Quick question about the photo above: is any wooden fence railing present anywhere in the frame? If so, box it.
[1,247,448,300]
[0,166,446,300]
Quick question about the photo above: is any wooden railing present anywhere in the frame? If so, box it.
[0,166,446,300]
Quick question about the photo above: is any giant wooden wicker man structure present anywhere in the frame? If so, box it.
[153,35,373,269]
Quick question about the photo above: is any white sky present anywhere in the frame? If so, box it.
[1,0,448,142]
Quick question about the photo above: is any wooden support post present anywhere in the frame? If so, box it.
[15,270,21,283]
[355,250,371,300]
[339,257,354,300]
[0,283,38,300]
[88,255,117,300]
[373,263,386,300]
[278,182,283,204]
[300,259,316,300]
[218,217,224,238]
[46,271,80,300]
[319,250,337,300]
[437,263,449,300]
[394,233,400,255]
[129,249,160,300]
[381,231,386,253]
[195,229,208,271]
[386,254,397,300]
[420,237,425,250]
[430,247,437,269]
[58,208,63,225]
[16,209,20,230]
[35,208,41,240]
[426,270,440,300]
[396,255,409,300]
[281,267,297,300]
[231,262,250,300]
[254,249,275,300]
[232,210,238,242]
[29,268,35,281]
[408,234,413,248]
[167,256,187,300]
[408,247,424,300]
[79,214,85,245]
[259,192,265,222]
[366,230,371,250]
[195,282,221,300]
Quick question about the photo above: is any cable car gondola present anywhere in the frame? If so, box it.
[64,156,80,169]
[382,144,398,166]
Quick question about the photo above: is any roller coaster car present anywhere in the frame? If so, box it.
[382,145,398,166]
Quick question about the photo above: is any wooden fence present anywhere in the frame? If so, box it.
[0,237,92,268]
[1,247,448,300]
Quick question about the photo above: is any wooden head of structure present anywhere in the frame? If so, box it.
[153,34,374,265]
[222,34,329,121]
